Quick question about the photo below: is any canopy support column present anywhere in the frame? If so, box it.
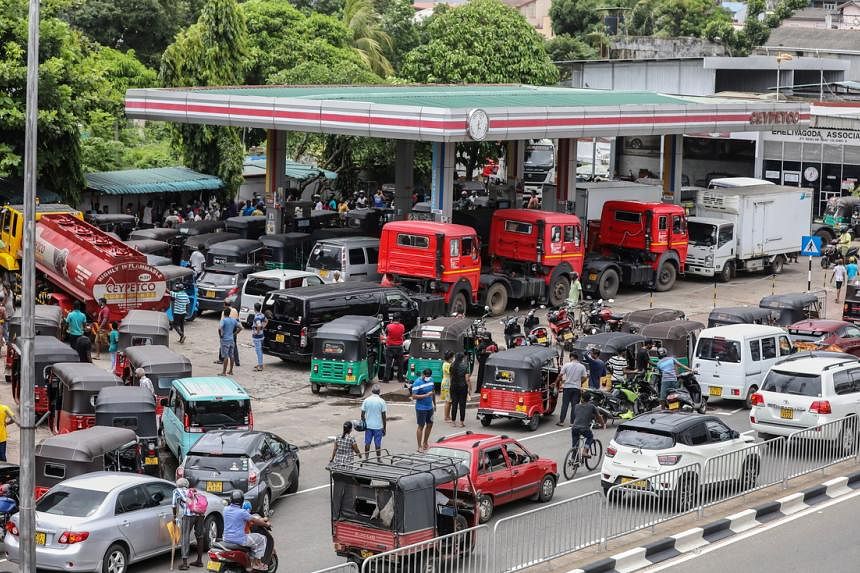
[394,141,415,220]
[505,141,525,207]
[265,129,288,234]
[554,138,577,212]
[430,142,455,222]
[661,134,683,205]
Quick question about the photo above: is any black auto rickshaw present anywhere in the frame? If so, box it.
[329,452,478,565]
[118,344,192,415]
[622,308,686,334]
[84,213,137,240]
[177,220,225,242]
[128,227,180,242]
[34,426,140,499]
[125,238,172,257]
[844,284,860,325]
[345,209,385,236]
[180,231,240,263]
[9,336,79,414]
[206,238,266,267]
[95,386,159,476]
[260,233,314,270]
[113,310,171,378]
[310,315,382,396]
[638,320,704,367]
[6,304,63,342]
[48,362,123,434]
[226,215,267,240]
[406,317,476,386]
[707,306,776,328]
[477,346,559,431]
[759,292,822,326]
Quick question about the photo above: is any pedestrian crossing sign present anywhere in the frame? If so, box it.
[800,235,822,257]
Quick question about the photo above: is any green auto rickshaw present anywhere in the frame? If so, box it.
[406,317,476,386]
[639,319,705,367]
[310,315,382,396]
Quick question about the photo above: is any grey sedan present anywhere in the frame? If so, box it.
[5,472,224,573]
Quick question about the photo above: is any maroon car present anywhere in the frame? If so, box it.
[788,319,860,356]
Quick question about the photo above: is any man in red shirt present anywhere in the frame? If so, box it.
[383,314,406,383]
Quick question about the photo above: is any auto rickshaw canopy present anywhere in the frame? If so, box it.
[759,292,821,325]
[8,305,63,339]
[35,426,138,463]
[483,346,558,389]
[622,308,685,333]
[571,332,647,359]
[707,306,776,327]
[409,316,475,358]
[54,362,123,393]
[117,310,171,349]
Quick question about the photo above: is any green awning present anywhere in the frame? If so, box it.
[85,167,224,195]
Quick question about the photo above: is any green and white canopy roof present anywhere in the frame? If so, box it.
[125,84,810,142]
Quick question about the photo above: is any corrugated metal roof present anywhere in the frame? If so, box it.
[242,158,337,180]
[85,167,224,195]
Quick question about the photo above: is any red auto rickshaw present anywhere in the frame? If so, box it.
[10,336,79,414]
[5,305,64,378]
[48,363,123,434]
[477,346,559,431]
[112,310,171,378]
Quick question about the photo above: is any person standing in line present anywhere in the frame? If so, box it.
[251,303,267,372]
[142,201,153,226]
[361,385,387,459]
[441,351,453,423]
[171,284,190,344]
[76,327,92,363]
[382,314,406,383]
[581,347,607,390]
[449,352,471,428]
[229,307,241,367]
[108,321,120,371]
[219,311,242,376]
[93,298,110,360]
[567,273,583,322]
[189,244,207,278]
[410,368,436,452]
[171,478,204,570]
[65,300,87,349]
[3,285,12,344]
[135,367,155,397]
[606,347,629,387]
[330,421,362,467]
[555,352,587,426]
[832,259,847,302]
[635,339,655,373]
[0,401,18,462]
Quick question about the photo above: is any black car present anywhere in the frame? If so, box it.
[197,263,256,314]
[178,430,299,514]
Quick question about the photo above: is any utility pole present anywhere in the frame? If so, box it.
[19,0,40,571]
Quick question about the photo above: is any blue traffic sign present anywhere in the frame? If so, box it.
[800,235,822,257]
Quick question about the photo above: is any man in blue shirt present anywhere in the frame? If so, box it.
[65,301,87,349]
[410,369,436,452]
[219,312,242,376]
[361,384,387,458]
[581,348,606,390]
[223,490,269,570]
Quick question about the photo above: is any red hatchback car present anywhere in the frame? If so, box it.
[427,432,558,523]
[788,319,860,356]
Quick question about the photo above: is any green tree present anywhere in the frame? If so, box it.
[288,0,344,15]
[374,0,418,73]
[545,34,598,62]
[630,0,731,37]
[342,0,393,77]
[160,0,248,199]
[550,0,603,36]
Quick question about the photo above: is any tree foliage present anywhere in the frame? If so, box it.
[160,0,247,199]
[374,0,419,73]
[550,0,604,37]
[545,34,598,62]
[342,0,393,77]
[629,0,731,38]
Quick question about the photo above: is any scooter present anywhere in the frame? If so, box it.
[666,372,707,414]
[501,310,525,349]
[0,480,18,539]
[527,326,551,347]
[208,518,278,573]
[585,387,635,422]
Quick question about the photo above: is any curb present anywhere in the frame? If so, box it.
[567,469,860,573]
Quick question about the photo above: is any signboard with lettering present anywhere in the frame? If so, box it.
[749,111,801,126]
[765,128,860,146]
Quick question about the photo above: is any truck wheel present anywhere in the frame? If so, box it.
[485,283,508,316]
[548,275,570,307]
[597,269,620,299]
[719,261,734,283]
[815,228,834,244]
[448,291,468,316]
[654,261,677,292]
[770,255,785,274]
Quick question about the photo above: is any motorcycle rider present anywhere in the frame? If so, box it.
[838,228,853,260]
[223,490,270,571]
[655,347,695,409]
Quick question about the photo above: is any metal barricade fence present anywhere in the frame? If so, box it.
[492,491,605,572]
[603,463,702,544]
[783,416,859,482]
[360,525,491,573]
[699,436,786,515]
[312,563,360,573]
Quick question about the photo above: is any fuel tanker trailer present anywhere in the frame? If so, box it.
[34,214,168,320]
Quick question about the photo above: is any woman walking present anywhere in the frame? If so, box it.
[449,352,471,428]
[329,421,362,468]
[441,351,454,423]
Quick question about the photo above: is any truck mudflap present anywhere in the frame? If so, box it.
[410,293,446,319]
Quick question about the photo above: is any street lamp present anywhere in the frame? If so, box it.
[776,53,794,101]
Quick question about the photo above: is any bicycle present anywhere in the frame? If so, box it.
[563,425,604,480]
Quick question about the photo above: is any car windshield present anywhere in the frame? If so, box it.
[307,245,342,270]
[687,222,716,246]
[37,487,107,517]
[245,277,281,297]
[199,272,237,287]
[788,328,828,343]
[426,446,472,466]
[185,454,249,472]
[189,399,251,427]
[762,370,822,397]
[614,429,675,450]
[695,337,741,362]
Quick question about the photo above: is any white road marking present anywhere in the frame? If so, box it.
[284,484,329,497]
[741,430,755,435]
[519,427,569,441]
[558,473,600,487]
[713,408,743,417]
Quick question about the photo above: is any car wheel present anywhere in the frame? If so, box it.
[719,261,734,283]
[286,464,300,494]
[477,494,494,523]
[101,543,128,573]
[597,269,620,300]
[537,475,556,502]
[479,415,493,427]
[655,261,677,292]
[839,416,858,456]
[744,386,759,410]
[202,514,220,550]
[674,473,699,512]
[548,275,571,307]
[310,383,320,394]
[260,490,271,516]
[485,283,508,317]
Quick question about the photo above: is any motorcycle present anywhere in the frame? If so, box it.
[666,372,707,413]
[0,480,18,538]
[208,517,278,573]
[585,386,635,422]
[523,309,540,332]
[581,299,623,335]
[547,303,576,351]
[628,372,661,413]
[527,326,551,347]
[821,240,859,269]
[501,310,526,349]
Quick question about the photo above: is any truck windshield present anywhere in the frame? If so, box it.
[307,245,342,270]
[687,222,716,246]
[525,147,554,167]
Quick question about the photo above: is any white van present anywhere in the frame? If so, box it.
[693,324,793,408]
[237,269,323,324]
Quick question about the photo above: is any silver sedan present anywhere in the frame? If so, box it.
[5,472,224,573]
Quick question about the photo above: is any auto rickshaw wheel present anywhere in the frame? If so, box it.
[548,275,571,307]
[310,383,321,394]
[477,494,494,523]
[485,282,508,316]
[479,414,493,427]
[350,381,366,397]
[527,413,541,431]
[654,261,677,292]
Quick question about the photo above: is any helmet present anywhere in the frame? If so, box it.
[230,490,245,505]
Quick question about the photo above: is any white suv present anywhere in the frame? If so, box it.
[601,412,756,504]
[750,351,860,439]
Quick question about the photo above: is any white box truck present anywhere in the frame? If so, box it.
[686,185,811,282]
[574,181,663,222]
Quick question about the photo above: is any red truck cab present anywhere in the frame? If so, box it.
[377,221,480,315]
[583,201,688,298]
[483,209,584,315]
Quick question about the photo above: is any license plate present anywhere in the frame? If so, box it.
[319,270,329,278]
[563,332,573,340]
[345,375,355,382]
[207,562,222,572]
[275,334,285,343]
[145,456,158,465]
[620,477,647,488]
[589,273,598,281]
[205,290,215,298]
[780,407,793,420]
[537,337,547,344]
[206,481,222,493]
[360,550,374,559]
[515,405,526,412]
[709,386,722,397]
[35,531,46,545]
[668,401,680,410]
